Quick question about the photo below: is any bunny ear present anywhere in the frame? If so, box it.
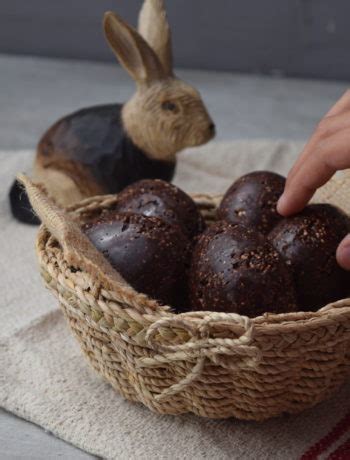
[138,0,173,76]
[103,11,165,85]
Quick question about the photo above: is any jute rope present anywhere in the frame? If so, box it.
[138,312,259,401]
[17,171,350,420]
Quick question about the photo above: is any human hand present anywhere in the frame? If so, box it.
[277,90,350,270]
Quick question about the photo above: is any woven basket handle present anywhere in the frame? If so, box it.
[17,174,127,290]
[137,311,260,401]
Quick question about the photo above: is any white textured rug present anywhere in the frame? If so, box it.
[1,141,350,460]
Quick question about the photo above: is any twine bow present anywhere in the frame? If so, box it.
[137,311,261,402]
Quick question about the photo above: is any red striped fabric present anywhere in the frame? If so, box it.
[327,438,350,460]
[300,411,350,460]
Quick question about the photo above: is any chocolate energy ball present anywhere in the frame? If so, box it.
[83,212,191,310]
[111,179,204,239]
[218,171,286,234]
[269,204,350,311]
[189,221,297,317]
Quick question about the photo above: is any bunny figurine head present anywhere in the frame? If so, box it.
[104,0,215,161]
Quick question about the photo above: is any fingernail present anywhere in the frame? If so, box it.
[277,194,288,215]
[337,236,350,270]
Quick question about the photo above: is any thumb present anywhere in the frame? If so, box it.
[336,234,350,270]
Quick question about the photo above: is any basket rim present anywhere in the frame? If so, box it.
[36,192,350,331]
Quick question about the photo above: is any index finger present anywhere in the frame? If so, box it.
[278,127,350,215]
[277,155,335,215]
[287,90,350,186]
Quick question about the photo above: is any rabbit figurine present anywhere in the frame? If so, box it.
[10,0,215,224]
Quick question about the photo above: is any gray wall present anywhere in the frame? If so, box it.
[0,0,349,80]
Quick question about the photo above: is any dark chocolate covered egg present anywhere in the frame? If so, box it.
[218,171,285,234]
[84,212,191,309]
[189,221,297,317]
[112,179,204,239]
[269,203,350,311]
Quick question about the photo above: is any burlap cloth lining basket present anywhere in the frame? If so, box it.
[18,173,350,421]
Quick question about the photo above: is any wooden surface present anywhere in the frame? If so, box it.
[1,54,349,153]
[0,410,94,459]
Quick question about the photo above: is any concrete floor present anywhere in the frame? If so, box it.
[0,53,349,459]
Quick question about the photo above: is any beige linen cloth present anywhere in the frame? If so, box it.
[1,141,350,460]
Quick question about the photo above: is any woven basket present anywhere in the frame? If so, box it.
[19,173,350,421]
